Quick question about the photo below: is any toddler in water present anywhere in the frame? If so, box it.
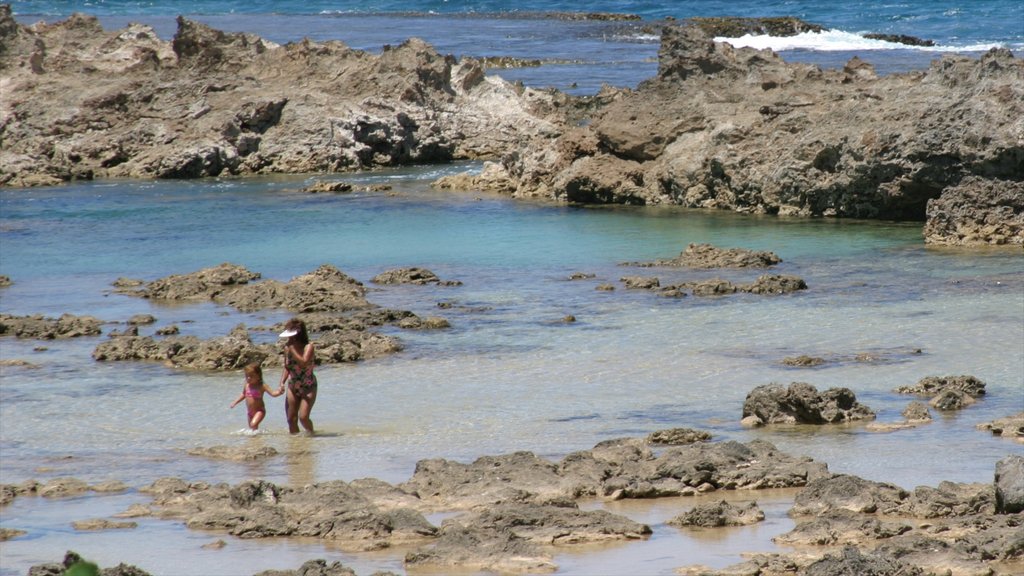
[230,362,285,431]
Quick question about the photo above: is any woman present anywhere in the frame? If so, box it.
[279,318,317,435]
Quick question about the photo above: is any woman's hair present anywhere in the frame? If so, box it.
[244,362,264,383]
[284,318,309,346]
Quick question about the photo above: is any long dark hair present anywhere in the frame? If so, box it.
[284,318,309,347]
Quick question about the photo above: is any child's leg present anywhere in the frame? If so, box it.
[250,409,266,430]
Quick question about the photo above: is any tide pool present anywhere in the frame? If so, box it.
[1,166,1022,575]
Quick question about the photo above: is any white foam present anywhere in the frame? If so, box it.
[714,29,1004,52]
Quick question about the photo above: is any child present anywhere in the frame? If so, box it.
[230,362,285,431]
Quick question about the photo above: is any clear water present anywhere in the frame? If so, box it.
[1,166,1022,575]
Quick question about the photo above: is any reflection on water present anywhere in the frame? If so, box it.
[286,437,318,488]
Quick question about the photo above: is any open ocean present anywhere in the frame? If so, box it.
[9,0,1024,92]
[2,2,1024,575]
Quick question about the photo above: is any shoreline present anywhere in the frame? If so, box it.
[5,425,1023,576]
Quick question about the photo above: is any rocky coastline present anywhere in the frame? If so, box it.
[1,5,1021,245]
[9,433,1024,575]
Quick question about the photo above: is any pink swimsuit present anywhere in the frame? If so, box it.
[245,384,266,420]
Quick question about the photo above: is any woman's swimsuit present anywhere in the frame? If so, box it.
[285,346,317,397]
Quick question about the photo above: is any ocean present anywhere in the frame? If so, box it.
[2,2,1024,575]
[8,0,1024,93]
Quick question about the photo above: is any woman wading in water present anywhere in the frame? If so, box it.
[279,318,317,435]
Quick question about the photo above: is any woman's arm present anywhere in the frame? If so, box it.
[298,343,315,366]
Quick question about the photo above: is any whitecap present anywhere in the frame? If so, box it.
[714,29,1005,53]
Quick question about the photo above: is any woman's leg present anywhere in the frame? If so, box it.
[285,389,300,434]
[298,388,317,434]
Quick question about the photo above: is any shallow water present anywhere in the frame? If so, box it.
[1,166,1022,574]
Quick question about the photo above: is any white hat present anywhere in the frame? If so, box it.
[279,329,298,338]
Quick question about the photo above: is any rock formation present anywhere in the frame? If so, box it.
[741,382,876,426]
[2,8,1019,245]
[441,24,1023,245]
[0,6,563,186]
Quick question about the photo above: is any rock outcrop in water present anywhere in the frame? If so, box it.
[91,263,455,370]
[0,5,563,186]
[741,382,876,426]
[1,6,1019,247]
[440,25,1024,246]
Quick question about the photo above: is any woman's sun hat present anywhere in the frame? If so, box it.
[279,329,298,338]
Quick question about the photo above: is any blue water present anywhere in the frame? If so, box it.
[1,165,1023,574]
[10,1,1023,93]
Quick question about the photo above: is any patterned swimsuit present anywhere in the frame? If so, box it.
[285,347,317,397]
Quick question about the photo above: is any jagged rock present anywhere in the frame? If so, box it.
[977,412,1024,440]
[791,474,909,516]
[620,276,660,289]
[144,478,437,550]
[924,176,1024,245]
[93,322,402,371]
[741,382,876,426]
[894,374,987,398]
[637,243,782,268]
[370,267,458,285]
[668,500,765,527]
[741,274,807,294]
[995,455,1024,514]
[127,314,157,325]
[802,546,923,576]
[0,313,103,339]
[402,438,828,510]
[448,24,1023,245]
[862,33,935,47]
[902,401,932,422]
[782,355,827,367]
[646,427,712,445]
[0,9,562,186]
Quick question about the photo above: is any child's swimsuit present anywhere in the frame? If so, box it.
[245,384,266,420]
[284,348,317,398]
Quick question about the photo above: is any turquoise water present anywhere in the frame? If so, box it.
[1,165,1022,574]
